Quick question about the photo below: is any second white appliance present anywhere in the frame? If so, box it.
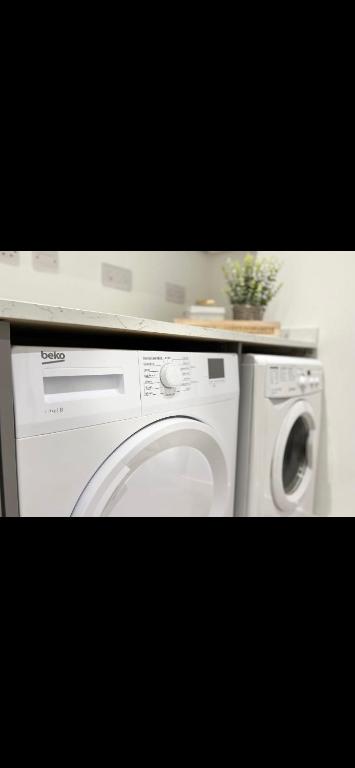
[12,347,239,517]
[235,355,324,516]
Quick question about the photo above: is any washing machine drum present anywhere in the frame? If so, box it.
[72,417,229,517]
[271,401,317,514]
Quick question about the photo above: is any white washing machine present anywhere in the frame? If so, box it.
[11,347,239,517]
[235,355,323,517]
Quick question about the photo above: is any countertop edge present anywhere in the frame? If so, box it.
[0,299,318,350]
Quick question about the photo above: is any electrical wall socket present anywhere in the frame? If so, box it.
[166,282,186,304]
[102,263,133,292]
[0,250,20,265]
[33,251,59,272]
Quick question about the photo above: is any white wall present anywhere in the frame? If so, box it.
[0,251,211,321]
[259,251,355,517]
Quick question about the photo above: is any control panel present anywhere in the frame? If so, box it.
[265,363,323,399]
[141,353,193,398]
[139,351,239,413]
[12,347,239,436]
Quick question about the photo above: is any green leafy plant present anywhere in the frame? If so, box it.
[222,253,282,307]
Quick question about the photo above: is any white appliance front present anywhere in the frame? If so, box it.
[12,347,239,517]
[235,355,323,517]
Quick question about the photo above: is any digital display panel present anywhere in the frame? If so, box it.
[208,359,225,380]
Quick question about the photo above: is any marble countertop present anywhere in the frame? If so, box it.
[0,298,318,349]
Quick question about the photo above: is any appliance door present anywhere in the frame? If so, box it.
[72,417,230,517]
[271,401,316,514]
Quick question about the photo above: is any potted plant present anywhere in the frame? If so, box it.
[222,253,282,321]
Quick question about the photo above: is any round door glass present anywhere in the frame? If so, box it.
[282,417,309,495]
[94,445,214,517]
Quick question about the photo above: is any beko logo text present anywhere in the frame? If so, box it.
[41,351,66,363]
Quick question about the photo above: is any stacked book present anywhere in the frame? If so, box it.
[184,305,226,322]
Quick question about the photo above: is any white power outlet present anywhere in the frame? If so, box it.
[166,282,186,304]
[0,250,20,265]
[33,251,59,272]
[102,263,133,292]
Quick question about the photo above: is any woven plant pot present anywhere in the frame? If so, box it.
[232,304,265,321]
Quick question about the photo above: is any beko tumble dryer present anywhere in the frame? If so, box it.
[11,347,239,517]
[235,355,324,517]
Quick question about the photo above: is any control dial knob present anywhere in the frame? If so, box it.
[160,363,183,390]
[299,375,307,388]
